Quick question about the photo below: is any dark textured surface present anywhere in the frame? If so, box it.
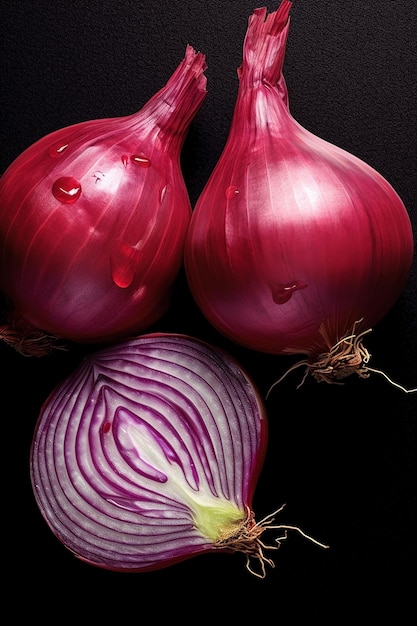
[1,0,416,619]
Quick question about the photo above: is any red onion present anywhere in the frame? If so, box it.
[184,2,414,385]
[31,333,326,576]
[31,334,265,573]
[0,46,206,354]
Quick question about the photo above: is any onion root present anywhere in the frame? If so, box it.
[0,321,65,356]
[266,320,416,397]
[215,504,329,579]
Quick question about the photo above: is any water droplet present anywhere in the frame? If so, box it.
[225,185,239,199]
[121,154,129,167]
[101,422,112,434]
[272,280,308,304]
[110,241,141,288]
[48,142,69,158]
[52,176,82,203]
[130,154,151,167]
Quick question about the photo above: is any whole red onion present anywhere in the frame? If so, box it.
[184,1,414,384]
[0,46,206,354]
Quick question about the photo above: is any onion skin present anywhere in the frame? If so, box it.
[0,46,206,351]
[184,2,414,370]
[30,334,268,573]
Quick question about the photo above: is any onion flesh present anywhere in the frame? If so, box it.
[30,334,274,574]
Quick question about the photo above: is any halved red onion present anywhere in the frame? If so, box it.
[30,333,272,574]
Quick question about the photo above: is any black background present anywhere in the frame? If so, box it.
[1,0,416,619]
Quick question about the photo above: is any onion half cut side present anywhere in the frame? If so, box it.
[31,333,275,575]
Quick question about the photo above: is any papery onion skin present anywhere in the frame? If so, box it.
[184,2,414,365]
[30,333,268,573]
[0,46,206,351]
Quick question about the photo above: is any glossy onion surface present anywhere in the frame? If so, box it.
[0,46,206,348]
[31,334,267,572]
[185,1,414,358]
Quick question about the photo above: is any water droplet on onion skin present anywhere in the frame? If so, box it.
[225,185,239,199]
[121,155,129,168]
[52,176,82,203]
[130,155,151,168]
[110,242,141,288]
[272,280,308,304]
[48,142,69,158]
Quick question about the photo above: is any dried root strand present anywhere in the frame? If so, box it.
[0,323,66,357]
[309,321,372,384]
[215,504,329,579]
[266,320,416,397]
